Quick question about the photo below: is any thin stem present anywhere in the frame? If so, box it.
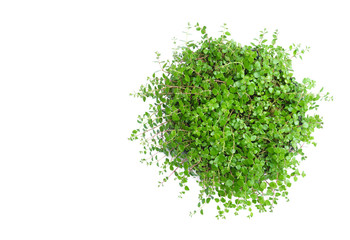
[189,157,202,172]
[161,157,188,185]
[135,121,169,137]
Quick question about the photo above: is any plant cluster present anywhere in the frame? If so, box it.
[129,23,332,219]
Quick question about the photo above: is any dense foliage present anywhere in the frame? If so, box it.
[129,23,332,219]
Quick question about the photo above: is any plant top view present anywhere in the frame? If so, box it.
[129,23,332,219]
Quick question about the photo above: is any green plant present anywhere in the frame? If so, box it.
[129,23,332,219]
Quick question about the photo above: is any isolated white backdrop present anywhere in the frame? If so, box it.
[0,0,349,239]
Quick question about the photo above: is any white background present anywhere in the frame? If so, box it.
[0,0,349,239]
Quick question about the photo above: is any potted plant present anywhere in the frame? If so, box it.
[129,23,332,219]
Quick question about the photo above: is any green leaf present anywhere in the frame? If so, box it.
[260,182,267,190]
[226,78,234,85]
[248,85,255,95]
[172,113,180,121]
[226,179,233,187]
[269,182,277,189]
[254,62,261,70]
[178,144,185,152]
[210,147,218,156]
